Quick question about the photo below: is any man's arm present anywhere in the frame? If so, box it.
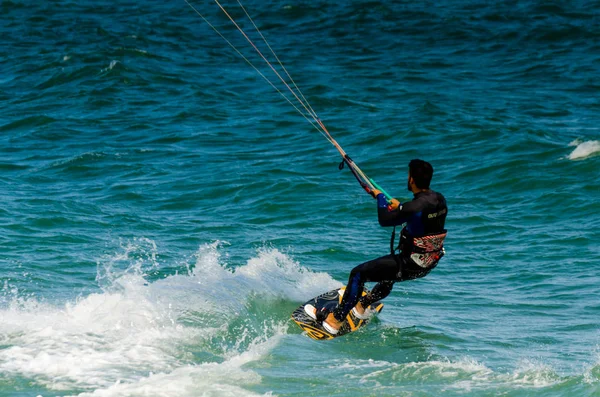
[376,193,424,227]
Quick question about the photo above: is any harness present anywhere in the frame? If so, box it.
[390,227,447,269]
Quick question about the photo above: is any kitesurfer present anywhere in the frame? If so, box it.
[306,159,448,334]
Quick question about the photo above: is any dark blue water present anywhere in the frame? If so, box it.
[1,1,600,396]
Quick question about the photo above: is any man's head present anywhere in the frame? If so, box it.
[407,159,433,193]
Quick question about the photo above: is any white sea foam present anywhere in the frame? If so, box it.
[73,336,281,397]
[430,357,561,391]
[331,356,563,393]
[100,60,119,73]
[230,245,342,301]
[568,139,600,160]
[582,350,600,384]
[506,359,561,388]
[0,279,203,391]
[0,241,335,395]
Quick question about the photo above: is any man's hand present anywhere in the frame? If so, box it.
[369,188,381,198]
[388,198,401,210]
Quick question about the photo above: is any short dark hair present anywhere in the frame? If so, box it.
[408,159,433,189]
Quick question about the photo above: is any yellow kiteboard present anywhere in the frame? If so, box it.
[291,287,383,340]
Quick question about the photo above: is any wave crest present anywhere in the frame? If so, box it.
[568,140,600,160]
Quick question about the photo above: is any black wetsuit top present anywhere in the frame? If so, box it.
[376,190,447,254]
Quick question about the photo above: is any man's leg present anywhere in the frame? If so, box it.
[360,257,434,307]
[332,254,400,322]
[359,280,395,308]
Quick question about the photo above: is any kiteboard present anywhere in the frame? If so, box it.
[291,287,383,340]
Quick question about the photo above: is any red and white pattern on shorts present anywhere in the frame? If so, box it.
[410,232,447,268]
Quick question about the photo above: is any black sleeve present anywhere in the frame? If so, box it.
[377,196,424,227]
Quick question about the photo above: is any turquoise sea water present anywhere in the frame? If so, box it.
[1,1,600,396]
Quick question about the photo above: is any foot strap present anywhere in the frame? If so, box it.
[304,304,331,323]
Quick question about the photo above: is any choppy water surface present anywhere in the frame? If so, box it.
[1,1,599,396]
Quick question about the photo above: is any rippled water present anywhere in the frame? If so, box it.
[1,1,600,396]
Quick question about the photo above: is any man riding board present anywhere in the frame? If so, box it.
[306,159,448,334]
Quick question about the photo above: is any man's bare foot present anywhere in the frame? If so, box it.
[352,301,373,320]
[323,312,342,334]
[354,301,366,315]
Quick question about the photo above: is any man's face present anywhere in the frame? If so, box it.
[407,172,413,192]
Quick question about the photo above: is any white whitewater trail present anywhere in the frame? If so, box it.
[0,240,340,396]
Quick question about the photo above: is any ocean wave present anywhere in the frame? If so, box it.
[329,356,570,393]
[0,241,338,395]
[73,358,275,397]
[568,139,600,160]
[0,115,57,133]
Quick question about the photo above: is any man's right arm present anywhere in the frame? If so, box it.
[376,193,409,227]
